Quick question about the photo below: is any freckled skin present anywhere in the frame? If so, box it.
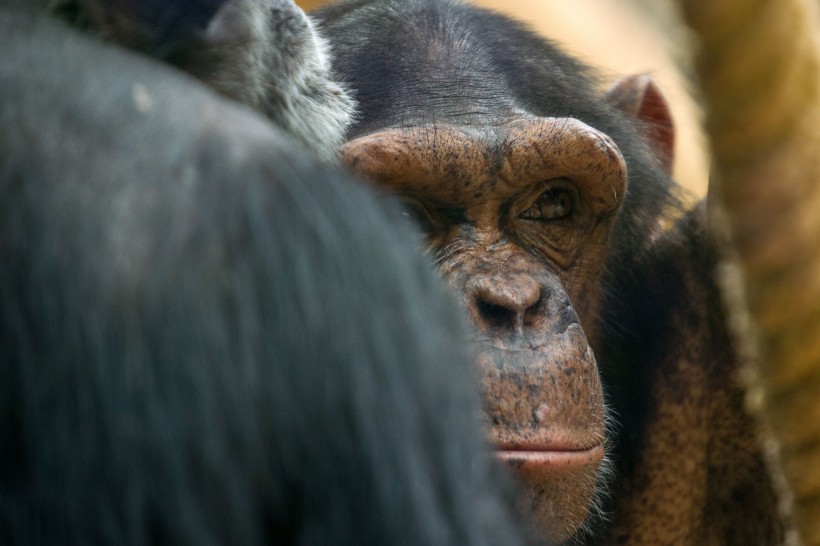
[345,116,621,541]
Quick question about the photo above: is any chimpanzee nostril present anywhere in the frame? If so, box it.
[476,299,516,330]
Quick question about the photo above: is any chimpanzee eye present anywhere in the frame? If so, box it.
[399,198,438,234]
[519,187,574,221]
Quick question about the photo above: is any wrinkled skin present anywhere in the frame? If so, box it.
[340,48,625,546]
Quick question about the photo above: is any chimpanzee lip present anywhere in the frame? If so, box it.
[494,443,604,469]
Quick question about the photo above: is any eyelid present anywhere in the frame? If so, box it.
[399,196,439,233]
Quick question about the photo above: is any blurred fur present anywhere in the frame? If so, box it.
[44,0,355,159]
[0,6,531,545]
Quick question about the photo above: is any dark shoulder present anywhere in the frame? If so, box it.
[605,200,724,363]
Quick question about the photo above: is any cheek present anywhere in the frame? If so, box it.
[560,242,612,323]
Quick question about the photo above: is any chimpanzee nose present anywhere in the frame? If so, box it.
[468,274,544,334]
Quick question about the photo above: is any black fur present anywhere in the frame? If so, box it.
[0,7,530,545]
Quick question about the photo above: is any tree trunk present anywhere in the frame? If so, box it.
[679,1,820,544]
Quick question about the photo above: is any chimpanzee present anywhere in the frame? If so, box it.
[314,0,785,543]
[0,5,534,545]
[37,0,355,160]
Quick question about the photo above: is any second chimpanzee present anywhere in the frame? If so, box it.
[315,0,784,544]
[32,0,355,159]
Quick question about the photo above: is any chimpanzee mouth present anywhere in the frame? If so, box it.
[493,440,609,543]
[494,443,605,470]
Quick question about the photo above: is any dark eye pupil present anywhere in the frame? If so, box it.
[520,189,572,221]
[541,191,570,217]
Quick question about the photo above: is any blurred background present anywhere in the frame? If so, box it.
[297,0,709,202]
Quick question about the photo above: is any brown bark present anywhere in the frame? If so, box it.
[680,0,820,544]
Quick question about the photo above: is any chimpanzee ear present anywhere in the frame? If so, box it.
[606,74,675,177]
